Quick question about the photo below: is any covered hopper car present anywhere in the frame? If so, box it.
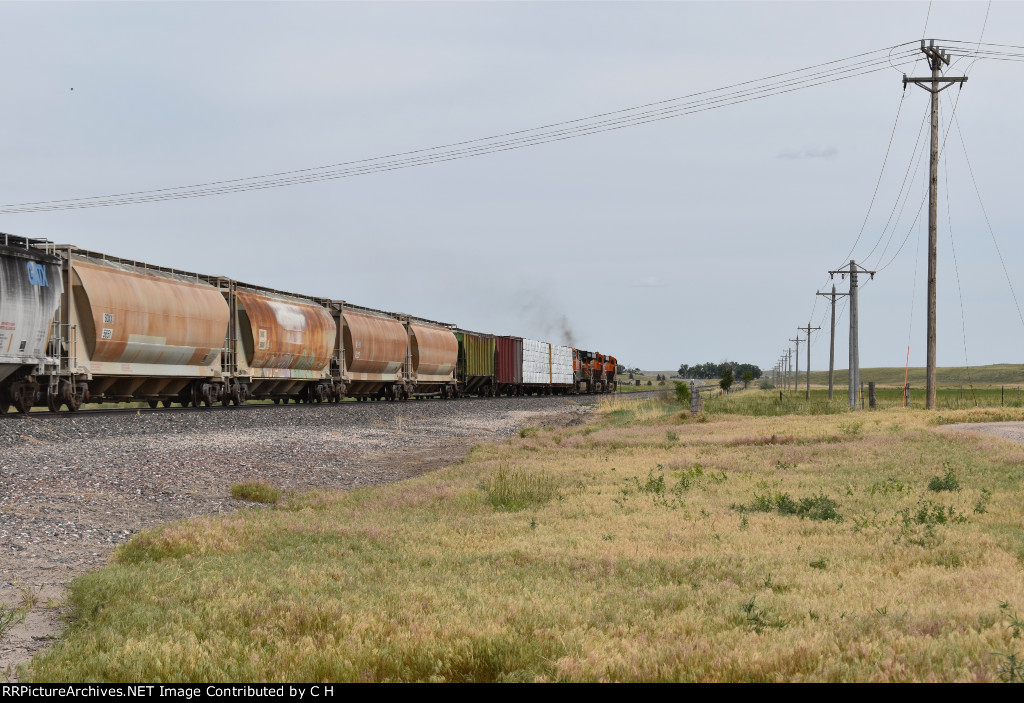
[0,237,617,414]
[0,235,63,413]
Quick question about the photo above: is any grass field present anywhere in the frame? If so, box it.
[806,363,1024,387]
[22,392,1024,682]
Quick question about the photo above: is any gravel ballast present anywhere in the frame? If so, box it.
[0,395,593,674]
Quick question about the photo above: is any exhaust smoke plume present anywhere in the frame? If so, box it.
[519,293,577,347]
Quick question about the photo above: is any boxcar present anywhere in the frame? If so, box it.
[455,329,496,397]
[495,336,523,396]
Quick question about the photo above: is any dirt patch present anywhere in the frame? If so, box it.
[941,420,1024,446]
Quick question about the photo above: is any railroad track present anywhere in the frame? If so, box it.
[8,391,615,421]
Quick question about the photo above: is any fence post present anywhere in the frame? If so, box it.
[904,383,911,408]
[690,382,702,414]
[869,382,876,409]
[1002,386,1005,406]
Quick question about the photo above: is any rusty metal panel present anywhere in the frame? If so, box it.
[457,331,495,378]
[343,310,407,375]
[0,244,62,381]
[409,323,457,377]
[72,260,228,367]
[236,291,334,371]
[496,336,522,384]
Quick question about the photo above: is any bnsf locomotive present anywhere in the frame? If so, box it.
[0,234,617,414]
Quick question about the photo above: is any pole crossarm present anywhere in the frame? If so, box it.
[902,76,967,93]
[828,263,876,279]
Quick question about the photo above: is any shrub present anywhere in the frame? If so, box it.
[735,490,841,521]
[927,467,960,492]
[673,381,691,405]
[231,481,281,504]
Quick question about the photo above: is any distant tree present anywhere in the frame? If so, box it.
[673,381,690,404]
[678,361,762,381]
[719,368,734,392]
[628,372,634,380]
[742,370,754,389]
[646,380,653,386]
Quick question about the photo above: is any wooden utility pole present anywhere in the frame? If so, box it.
[789,337,802,393]
[816,285,849,402]
[787,349,793,391]
[903,40,967,409]
[799,323,821,400]
[829,261,875,409]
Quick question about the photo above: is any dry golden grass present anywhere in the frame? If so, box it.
[25,395,1024,682]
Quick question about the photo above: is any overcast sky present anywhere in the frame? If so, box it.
[1,1,1021,372]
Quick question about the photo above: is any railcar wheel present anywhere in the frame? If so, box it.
[162,399,173,408]
[273,398,280,404]
[47,387,60,413]
[148,400,159,409]
[13,387,33,415]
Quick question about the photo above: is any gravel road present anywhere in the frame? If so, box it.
[942,420,1024,444]
[0,395,593,675]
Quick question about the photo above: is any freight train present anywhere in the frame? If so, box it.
[0,234,617,414]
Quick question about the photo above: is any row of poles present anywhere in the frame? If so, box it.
[771,40,966,410]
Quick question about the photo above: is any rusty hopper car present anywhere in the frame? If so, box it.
[332,303,408,401]
[455,329,496,397]
[402,315,458,398]
[45,247,229,409]
[208,278,336,404]
[0,235,63,413]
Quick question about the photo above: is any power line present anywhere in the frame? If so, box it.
[0,43,924,213]
[949,99,1024,334]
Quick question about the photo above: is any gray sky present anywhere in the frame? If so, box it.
[1,1,1021,372]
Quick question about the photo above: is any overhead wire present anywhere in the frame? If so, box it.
[943,131,976,403]
[810,7,933,329]
[0,44,923,213]
[948,100,1024,334]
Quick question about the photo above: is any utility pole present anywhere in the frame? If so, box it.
[787,349,793,391]
[799,323,821,400]
[829,261,875,409]
[904,39,967,409]
[789,337,801,393]
[816,285,849,402]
